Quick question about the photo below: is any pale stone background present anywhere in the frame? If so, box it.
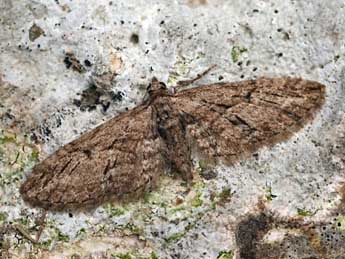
[1,0,345,258]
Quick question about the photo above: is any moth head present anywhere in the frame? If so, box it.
[148,77,167,93]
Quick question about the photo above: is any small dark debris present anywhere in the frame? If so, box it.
[218,75,224,81]
[84,59,92,67]
[283,32,290,40]
[199,169,217,180]
[74,83,124,112]
[30,131,38,143]
[110,91,124,102]
[4,112,15,120]
[42,126,52,137]
[73,83,102,112]
[29,24,45,42]
[130,33,139,44]
[73,99,82,107]
[63,52,86,73]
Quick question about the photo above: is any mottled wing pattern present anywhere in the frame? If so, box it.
[20,105,164,210]
[170,77,325,165]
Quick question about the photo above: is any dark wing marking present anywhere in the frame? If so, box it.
[170,77,325,166]
[20,105,165,210]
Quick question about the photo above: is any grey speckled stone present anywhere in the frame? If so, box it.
[1,0,345,258]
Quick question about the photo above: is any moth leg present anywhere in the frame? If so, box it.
[12,224,37,244]
[12,210,47,244]
[0,225,11,259]
[176,64,217,87]
[34,210,47,242]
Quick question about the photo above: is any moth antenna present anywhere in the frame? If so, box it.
[176,64,217,88]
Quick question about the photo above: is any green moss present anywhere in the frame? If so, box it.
[143,192,166,206]
[217,250,233,259]
[167,74,178,85]
[296,208,317,217]
[0,170,23,187]
[143,192,152,203]
[169,205,187,214]
[76,228,87,239]
[56,229,70,242]
[113,252,158,259]
[125,223,143,235]
[265,186,277,201]
[104,203,126,217]
[0,131,40,188]
[0,135,17,144]
[218,187,233,204]
[192,181,205,190]
[164,232,186,243]
[0,212,8,224]
[197,160,208,173]
[34,239,52,250]
[231,46,247,63]
[18,216,30,226]
[30,149,39,162]
[116,254,132,259]
[149,252,159,259]
[191,193,203,207]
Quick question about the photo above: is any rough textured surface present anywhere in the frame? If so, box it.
[1,0,345,258]
[20,77,325,210]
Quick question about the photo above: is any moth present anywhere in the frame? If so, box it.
[20,76,325,210]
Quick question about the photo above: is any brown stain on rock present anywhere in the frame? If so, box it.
[235,211,329,259]
[188,0,208,7]
[29,23,44,42]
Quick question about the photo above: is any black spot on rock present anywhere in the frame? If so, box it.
[130,33,139,44]
[63,52,85,73]
[84,59,92,67]
[74,83,124,112]
[110,91,124,102]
